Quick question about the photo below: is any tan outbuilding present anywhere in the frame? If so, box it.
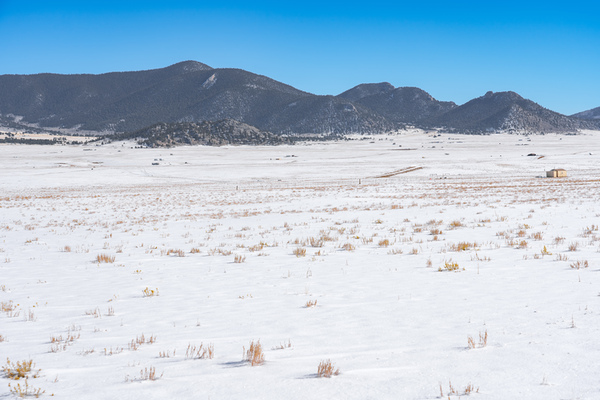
[546,168,567,178]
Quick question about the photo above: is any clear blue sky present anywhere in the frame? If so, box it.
[1,1,598,115]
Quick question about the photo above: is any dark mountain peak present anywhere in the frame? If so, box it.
[166,60,213,73]
[571,106,600,120]
[394,86,437,101]
[1,61,596,137]
[431,90,598,133]
[481,90,524,103]
[338,82,395,101]
[339,84,456,124]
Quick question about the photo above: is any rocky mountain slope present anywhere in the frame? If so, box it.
[115,119,289,147]
[0,61,393,135]
[338,83,456,124]
[1,61,598,136]
[571,106,600,120]
[431,91,599,133]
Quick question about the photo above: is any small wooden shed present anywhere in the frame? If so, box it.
[546,168,567,178]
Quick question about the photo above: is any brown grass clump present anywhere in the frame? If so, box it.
[570,260,589,269]
[541,245,552,256]
[2,358,40,380]
[553,236,565,245]
[305,299,318,308]
[185,343,214,359]
[361,236,374,245]
[166,248,185,257]
[530,232,543,241]
[555,253,568,261]
[272,340,292,350]
[309,237,324,247]
[443,381,479,396]
[378,239,390,247]
[190,247,202,254]
[517,240,528,249]
[8,379,45,398]
[142,287,159,297]
[568,242,579,251]
[293,247,307,257]
[317,359,340,378]
[96,253,115,263]
[137,366,162,381]
[128,334,156,351]
[341,243,356,251]
[449,220,463,229]
[1,300,18,316]
[234,254,246,263]
[467,330,488,349]
[439,259,461,272]
[244,340,265,366]
[450,241,478,251]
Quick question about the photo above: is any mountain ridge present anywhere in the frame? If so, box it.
[0,61,598,136]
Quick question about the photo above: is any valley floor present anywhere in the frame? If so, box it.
[1,130,599,399]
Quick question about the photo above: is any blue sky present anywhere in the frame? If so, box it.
[1,1,598,115]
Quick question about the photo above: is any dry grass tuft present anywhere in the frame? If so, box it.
[341,243,356,251]
[142,287,159,297]
[8,379,45,398]
[570,260,589,269]
[450,241,478,252]
[2,358,40,380]
[530,232,544,240]
[186,343,214,359]
[234,254,246,263]
[305,299,318,308]
[467,330,488,349]
[309,237,324,247]
[244,340,265,366]
[96,253,115,263]
[128,334,156,351]
[317,359,340,378]
[136,366,162,381]
[449,220,463,229]
[439,259,461,272]
[166,248,185,257]
[445,380,479,396]
[555,253,568,261]
[293,247,307,257]
[568,242,579,251]
[272,340,292,350]
[378,239,390,247]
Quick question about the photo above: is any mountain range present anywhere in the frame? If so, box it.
[0,60,598,136]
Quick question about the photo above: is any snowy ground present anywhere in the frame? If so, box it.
[1,130,599,399]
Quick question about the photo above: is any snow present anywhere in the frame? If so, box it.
[201,73,217,90]
[1,130,600,399]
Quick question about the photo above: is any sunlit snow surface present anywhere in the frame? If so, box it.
[1,130,599,399]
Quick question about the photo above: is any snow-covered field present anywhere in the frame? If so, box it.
[1,131,599,399]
